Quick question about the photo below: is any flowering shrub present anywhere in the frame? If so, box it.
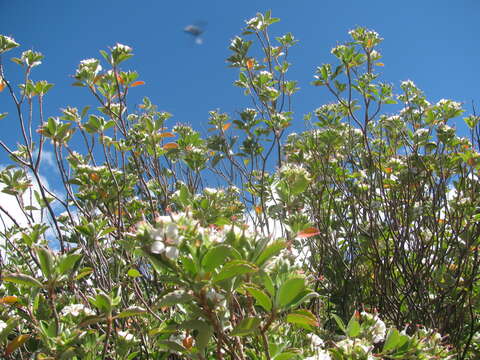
[0,11,475,359]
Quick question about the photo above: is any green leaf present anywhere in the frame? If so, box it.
[115,306,147,319]
[255,240,287,267]
[201,244,232,272]
[57,253,82,275]
[244,286,272,311]
[383,328,400,351]
[382,328,409,352]
[331,314,346,333]
[286,309,318,327]
[58,347,77,360]
[3,273,43,288]
[276,277,306,308]
[157,291,194,307]
[158,340,186,353]
[35,247,54,279]
[230,317,261,337]
[79,315,107,328]
[213,260,258,282]
[262,272,275,296]
[89,293,112,314]
[275,352,299,360]
[127,268,142,278]
[75,267,93,280]
[346,313,361,338]
[180,320,212,351]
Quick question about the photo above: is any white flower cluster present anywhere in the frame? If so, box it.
[61,304,95,317]
[361,311,386,343]
[112,43,132,53]
[76,58,102,77]
[150,215,182,260]
[436,98,462,111]
[0,320,7,332]
[414,128,430,138]
[400,79,416,88]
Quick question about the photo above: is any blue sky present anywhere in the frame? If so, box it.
[1,0,479,169]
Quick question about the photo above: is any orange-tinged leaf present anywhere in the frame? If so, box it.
[297,227,320,238]
[246,58,254,70]
[375,62,384,67]
[0,79,5,92]
[159,132,175,138]
[255,206,262,214]
[366,39,373,48]
[93,75,104,84]
[222,123,231,131]
[130,80,145,87]
[6,334,29,356]
[385,167,393,174]
[116,75,124,84]
[0,296,18,304]
[89,173,100,182]
[163,142,179,150]
[183,336,194,349]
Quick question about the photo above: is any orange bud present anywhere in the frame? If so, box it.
[246,58,254,70]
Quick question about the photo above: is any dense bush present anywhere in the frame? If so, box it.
[0,11,477,359]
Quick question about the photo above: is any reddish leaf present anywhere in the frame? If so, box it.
[159,132,175,138]
[163,142,179,150]
[222,123,231,131]
[130,80,145,87]
[246,58,254,70]
[297,227,320,239]
[0,296,18,305]
[0,80,5,92]
[5,334,29,356]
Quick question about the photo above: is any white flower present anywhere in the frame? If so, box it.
[307,333,324,347]
[61,304,95,317]
[150,240,165,254]
[204,187,218,195]
[118,330,137,342]
[371,316,386,343]
[0,320,7,332]
[165,246,179,260]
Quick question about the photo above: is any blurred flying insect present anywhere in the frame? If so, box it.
[184,22,206,45]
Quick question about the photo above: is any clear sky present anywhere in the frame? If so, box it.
[0,0,479,172]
